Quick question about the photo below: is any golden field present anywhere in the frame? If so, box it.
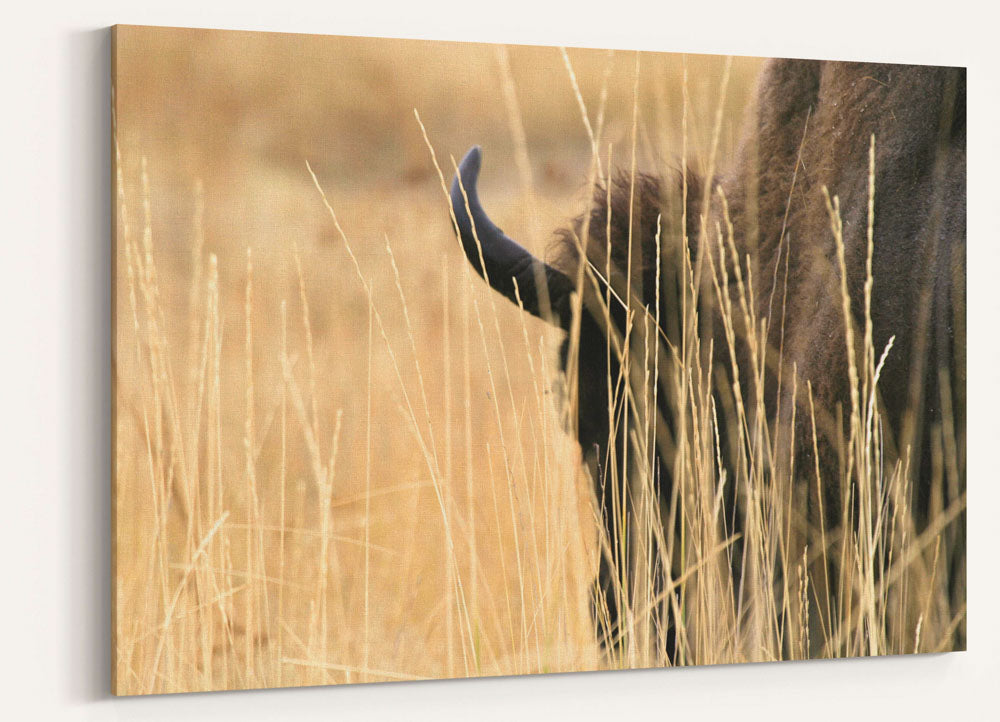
[112,25,962,695]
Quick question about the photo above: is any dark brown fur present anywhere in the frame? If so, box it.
[550,59,966,654]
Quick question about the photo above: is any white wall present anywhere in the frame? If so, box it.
[1,1,996,719]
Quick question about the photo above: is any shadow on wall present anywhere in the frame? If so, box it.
[66,26,112,702]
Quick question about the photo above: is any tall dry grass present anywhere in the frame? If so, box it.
[112,26,964,695]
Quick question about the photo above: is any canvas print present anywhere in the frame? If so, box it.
[112,25,966,695]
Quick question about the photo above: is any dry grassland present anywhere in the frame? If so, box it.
[112,26,962,695]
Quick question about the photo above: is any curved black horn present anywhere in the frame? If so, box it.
[450,146,573,327]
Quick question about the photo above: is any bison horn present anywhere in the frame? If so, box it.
[450,146,573,327]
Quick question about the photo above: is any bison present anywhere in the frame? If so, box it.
[448,58,965,662]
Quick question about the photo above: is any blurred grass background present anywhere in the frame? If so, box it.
[112,24,762,694]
